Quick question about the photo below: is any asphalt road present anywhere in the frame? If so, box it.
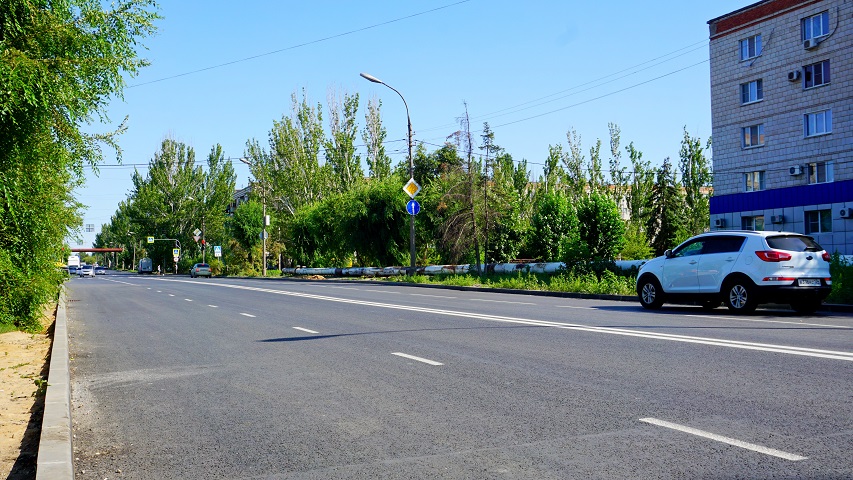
[66,273,853,479]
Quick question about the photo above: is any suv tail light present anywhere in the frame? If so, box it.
[755,250,792,262]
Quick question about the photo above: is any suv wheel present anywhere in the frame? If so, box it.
[638,276,664,310]
[724,278,757,314]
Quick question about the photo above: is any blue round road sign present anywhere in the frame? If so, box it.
[406,199,421,216]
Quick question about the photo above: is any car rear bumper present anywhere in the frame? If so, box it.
[756,285,832,303]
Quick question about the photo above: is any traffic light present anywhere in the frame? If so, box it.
[201,239,206,246]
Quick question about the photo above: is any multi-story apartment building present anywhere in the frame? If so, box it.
[708,0,852,254]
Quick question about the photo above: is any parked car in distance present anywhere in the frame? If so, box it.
[95,266,107,275]
[190,263,212,278]
[78,265,95,278]
[636,231,831,314]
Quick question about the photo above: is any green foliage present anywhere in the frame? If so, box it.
[620,222,653,260]
[231,200,264,253]
[530,191,578,262]
[576,192,626,260]
[827,253,853,304]
[678,127,712,237]
[646,158,684,256]
[325,91,363,193]
[362,97,392,180]
[382,268,636,296]
[0,0,158,330]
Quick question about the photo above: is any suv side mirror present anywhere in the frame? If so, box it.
[664,249,673,258]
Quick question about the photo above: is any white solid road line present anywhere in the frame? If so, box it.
[157,279,853,362]
[239,313,256,318]
[410,293,456,299]
[555,305,596,310]
[640,417,808,461]
[470,299,536,305]
[392,352,443,366]
[293,327,319,334]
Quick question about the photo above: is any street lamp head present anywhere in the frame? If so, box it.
[360,72,383,84]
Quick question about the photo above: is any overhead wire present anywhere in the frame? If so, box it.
[128,0,473,88]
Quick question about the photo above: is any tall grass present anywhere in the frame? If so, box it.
[394,267,636,296]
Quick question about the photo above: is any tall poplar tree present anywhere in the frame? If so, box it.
[0,0,158,329]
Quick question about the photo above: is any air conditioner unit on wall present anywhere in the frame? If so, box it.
[714,218,726,228]
[771,215,785,224]
[787,70,801,82]
[804,38,820,50]
[789,165,803,176]
[840,208,853,219]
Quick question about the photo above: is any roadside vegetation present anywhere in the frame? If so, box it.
[0,0,159,331]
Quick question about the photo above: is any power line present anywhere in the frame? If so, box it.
[417,40,709,135]
[128,0,473,88]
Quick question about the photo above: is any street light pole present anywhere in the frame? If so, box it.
[360,72,416,276]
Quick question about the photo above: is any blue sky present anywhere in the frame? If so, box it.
[74,0,748,247]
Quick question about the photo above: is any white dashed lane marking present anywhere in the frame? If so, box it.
[640,417,808,461]
[293,327,319,334]
[392,352,443,366]
[240,313,256,318]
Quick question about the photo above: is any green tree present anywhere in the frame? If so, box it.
[0,0,158,329]
[231,200,264,259]
[362,96,392,180]
[577,192,626,260]
[325,90,363,193]
[646,157,684,256]
[529,191,579,262]
[678,127,713,239]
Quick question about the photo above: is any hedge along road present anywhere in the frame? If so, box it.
[66,274,853,479]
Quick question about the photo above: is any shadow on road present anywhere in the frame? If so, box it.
[258,324,548,343]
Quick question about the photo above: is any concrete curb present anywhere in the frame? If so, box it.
[37,286,73,480]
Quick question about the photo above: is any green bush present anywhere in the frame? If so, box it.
[827,253,853,304]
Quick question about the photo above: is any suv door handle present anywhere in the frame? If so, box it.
[689,260,698,265]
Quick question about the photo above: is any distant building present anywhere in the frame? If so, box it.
[708,0,852,253]
[227,186,253,215]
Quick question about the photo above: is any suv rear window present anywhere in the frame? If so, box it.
[766,235,823,252]
[702,236,746,254]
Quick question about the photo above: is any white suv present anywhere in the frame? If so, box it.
[636,231,831,314]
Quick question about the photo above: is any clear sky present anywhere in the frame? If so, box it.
[73,0,749,248]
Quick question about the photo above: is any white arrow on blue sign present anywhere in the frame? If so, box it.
[406,199,421,216]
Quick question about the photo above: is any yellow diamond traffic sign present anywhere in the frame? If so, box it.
[403,178,421,198]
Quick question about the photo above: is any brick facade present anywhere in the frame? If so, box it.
[708,0,853,254]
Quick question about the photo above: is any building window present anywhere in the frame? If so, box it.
[744,171,765,192]
[808,161,834,184]
[739,34,762,61]
[742,216,764,231]
[740,80,763,104]
[805,210,832,234]
[802,11,830,41]
[803,61,830,89]
[742,124,764,148]
[804,109,832,137]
